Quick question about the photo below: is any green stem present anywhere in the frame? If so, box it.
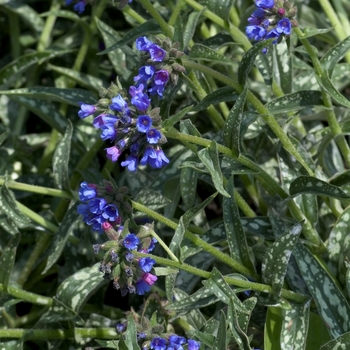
[168,0,185,26]
[8,12,21,59]
[0,178,73,199]
[0,328,118,340]
[332,0,350,37]
[149,229,179,262]
[123,5,147,24]
[133,251,307,302]
[132,201,259,279]
[294,27,350,167]
[16,201,58,233]
[0,283,52,306]
[234,190,256,218]
[138,0,173,38]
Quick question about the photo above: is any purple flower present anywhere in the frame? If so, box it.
[256,0,274,9]
[77,203,89,216]
[139,257,156,272]
[93,114,118,128]
[142,272,157,285]
[110,95,130,116]
[135,279,151,295]
[116,323,126,333]
[169,335,186,350]
[65,0,73,5]
[148,84,165,97]
[130,85,151,111]
[102,204,119,221]
[73,0,86,14]
[153,70,169,85]
[111,250,118,262]
[147,129,162,144]
[265,28,281,43]
[188,339,200,350]
[248,8,266,25]
[121,155,138,172]
[78,102,96,118]
[136,115,153,133]
[136,36,153,51]
[123,234,140,250]
[150,337,167,350]
[147,238,157,252]
[134,65,156,86]
[100,125,117,141]
[276,18,291,35]
[148,148,169,169]
[140,146,156,166]
[149,44,166,62]
[246,25,267,41]
[88,198,107,214]
[125,252,135,262]
[105,146,122,162]
[79,182,97,201]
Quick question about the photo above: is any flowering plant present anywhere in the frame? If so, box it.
[1,0,350,349]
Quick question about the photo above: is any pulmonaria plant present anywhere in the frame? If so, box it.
[65,0,133,13]
[246,0,298,48]
[94,222,159,296]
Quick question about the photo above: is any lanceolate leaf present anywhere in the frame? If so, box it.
[43,203,80,274]
[265,91,325,115]
[189,44,233,64]
[162,105,193,130]
[183,9,205,50]
[125,314,141,350]
[53,120,73,191]
[223,176,255,273]
[320,332,350,350]
[180,167,198,210]
[280,300,310,350]
[213,311,227,350]
[289,176,350,199]
[223,86,248,156]
[294,242,350,338]
[273,40,292,94]
[0,233,20,290]
[262,222,303,297]
[198,141,230,197]
[197,0,234,22]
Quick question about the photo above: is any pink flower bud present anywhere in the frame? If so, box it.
[142,273,158,285]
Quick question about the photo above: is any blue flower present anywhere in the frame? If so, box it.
[110,95,130,116]
[136,115,153,133]
[88,198,107,214]
[265,28,280,43]
[135,278,151,295]
[153,69,169,85]
[116,323,126,333]
[149,44,166,62]
[248,8,265,25]
[147,129,162,144]
[169,335,186,350]
[100,125,117,141]
[256,0,274,9]
[65,0,73,4]
[123,234,140,250]
[78,102,96,118]
[150,337,167,350]
[73,0,86,14]
[246,25,267,41]
[105,146,122,162]
[134,65,156,86]
[276,18,291,35]
[139,257,156,272]
[93,114,118,128]
[79,182,97,201]
[136,36,153,51]
[125,252,135,262]
[148,148,169,169]
[77,203,90,216]
[102,204,119,221]
[130,85,150,111]
[121,155,138,172]
[140,146,157,166]
[188,339,200,350]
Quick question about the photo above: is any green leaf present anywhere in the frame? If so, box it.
[273,40,292,94]
[289,175,350,199]
[265,91,325,114]
[173,15,184,50]
[320,35,350,76]
[302,26,333,38]
[262,222,303,297]
[197,141,230,197]
[294,242,350,338]
[0,131,8,146]
[135,188,171,211]
[98,19,161,55]
[43,203,80,274]
[95,340,119,349]
[240,217,274,238]
[213,311,227,350]
[191,87,237,112]
[201,32,233,48]
[187,330,215,347]
[189,44,233,64]
[306,312,332,348]
[223,176,255,272]
[53,120,73,191]
[163,105,193,130]
[280,300,310,350]
[0,87,97,105]
[327,205,350,275]
[95,18,133,77]
[197,0,234,22]
[40,10,90,32]
[223,86,247,155]
[238,39,274,86]
[315,72,350,108]
[330,169,350,187]
[0,50,74,88]
[180,167,198,210]
[0,340,23,350]
[264,307,282,350]
[320,332,350,350]
[125,314,141,350]
[183,9,205,50]
[0,233,20,290]
[255,45,273,85]
[180,119,201,137]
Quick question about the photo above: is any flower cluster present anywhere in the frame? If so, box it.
[77,180,132,233]
[65,0,87,14]
[148,336,200,350]
[77,36,185,172]
[246,0,297,47]
[94,222,159,296]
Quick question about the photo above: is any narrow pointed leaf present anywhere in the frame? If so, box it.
[198,141,230,197]
[213,311,227,350]
[223,176,255,272]
[183,9,205,50]
[125,314,141,350]
[180,167,198,210]
[273,40,292,94]
[223,86,247,156]
[163,105,193,130]
[53,120,73,191]
[189,44,233,63]
[294,242,350,338]
[289,175,350,199]
[262,222,303,297]
[321,332,350,350]
[198,0,234,21]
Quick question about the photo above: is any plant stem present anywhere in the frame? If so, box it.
[234,190,256,218]
[168,0,185,26]
[133,251,307,302]
[138,0,173,38]
[132,201,259,279]
[149,229,179,262]
[294,27,350,167]
[123,5,147,24]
